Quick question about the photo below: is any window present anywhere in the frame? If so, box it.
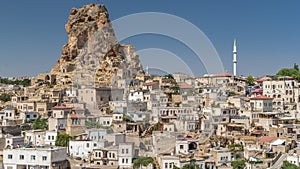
[122,149,124,153]
[180,145,184,149]
[52,136,55,140]
[86,143,89,148]
[126,158,128,164]
[126,149,128,154]
[48,136,50,140]
[42,156,47,161]
[8,154,13,159]
[19,155,24,160]
[31,155,36,160]
[94,143,97,147]
[165,163,168,168]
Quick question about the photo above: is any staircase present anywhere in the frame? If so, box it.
[270,153,287,169]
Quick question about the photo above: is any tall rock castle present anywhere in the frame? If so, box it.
[48,4,143,87]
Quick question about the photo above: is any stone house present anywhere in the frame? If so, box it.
[23,130,46,147]
[211,147,232,168]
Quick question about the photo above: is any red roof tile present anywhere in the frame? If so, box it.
[252,89,263,94]
[53,105,73,109]
[179,84,193,89]
[259,136,277,143]
[72,107,84,111]
[250,96,273,100]
[183,137,195,141]
[69,114,85,119]
[213,73,232,77]
[144,82,158,86]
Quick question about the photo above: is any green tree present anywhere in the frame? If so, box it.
[85,120,102,128]
[55,133,74,147]
[294,63,299,71]
[231,160,246,169]
[32,117,48,130]
[0,93,11,102]
[133,157,154,169]
[277,63,300,81]
[170,86,180,95]
[0,78,31,87]
[282,161,300,169]
[228,144,244,152]
[173,166,181,169]
[246,75,255,85]
[164,74,174,79]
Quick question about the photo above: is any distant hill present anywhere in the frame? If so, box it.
[0,77,31,87]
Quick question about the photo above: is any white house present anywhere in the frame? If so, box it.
[118,142,138,169]
[128,90,144,102]
[3,106,16,120]
[65,89,77,97]
[3,147,69,169]
[160,156,180,169]
[113,113,123,122]
[250,96,273,112]
[127,111,150,122]
[109,101,127,114]
[87,128,107,141]
[175,137,198,155]
[45,130,57,146]
[92,147,119,166]
[20,111,39,122]
[263,79,298,110]
[211,147,232,168]
[69,140,107,160]
[97,116,113,127]
[287,153,300,167]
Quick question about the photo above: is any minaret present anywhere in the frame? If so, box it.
[146,65,149,75]
[233,39,237,76]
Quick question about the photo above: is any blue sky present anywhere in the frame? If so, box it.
[0,0,299,77]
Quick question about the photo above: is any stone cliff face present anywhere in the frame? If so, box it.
[50,4,143,87]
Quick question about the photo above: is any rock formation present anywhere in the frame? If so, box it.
[50,4,143,87]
